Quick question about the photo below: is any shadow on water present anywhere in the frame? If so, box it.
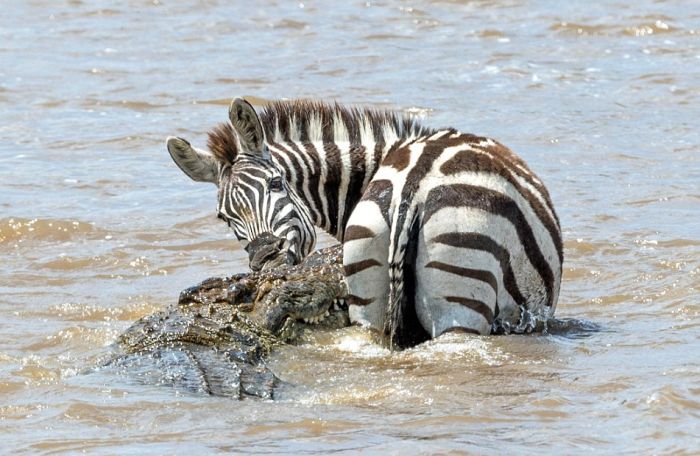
[544,317,604,339]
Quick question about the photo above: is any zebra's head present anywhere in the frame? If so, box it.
[166,98,316,271]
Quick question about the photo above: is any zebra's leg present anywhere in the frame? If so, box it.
[342,199,391,332]
[414,213,500,337]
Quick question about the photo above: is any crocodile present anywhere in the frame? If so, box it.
[103,244,349,399]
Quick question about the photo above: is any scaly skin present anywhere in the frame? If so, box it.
[106,245,349,399]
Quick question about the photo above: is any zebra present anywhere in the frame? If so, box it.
[166,98,563,348]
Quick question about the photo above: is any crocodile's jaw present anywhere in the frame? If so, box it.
[298,298,349,325]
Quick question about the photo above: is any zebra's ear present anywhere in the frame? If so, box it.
[166,136,219,184]
[228,97,268,159]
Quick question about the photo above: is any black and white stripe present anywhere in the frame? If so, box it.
[215,155,316,261]
[167,98,562,348]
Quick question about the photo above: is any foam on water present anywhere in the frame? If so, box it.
[408,333,510,366]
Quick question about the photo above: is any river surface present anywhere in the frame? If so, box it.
[1,0,699,454]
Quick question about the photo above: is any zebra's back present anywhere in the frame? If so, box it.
[343,130,562,347]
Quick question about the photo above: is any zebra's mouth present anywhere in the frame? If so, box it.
[248,233,295,272]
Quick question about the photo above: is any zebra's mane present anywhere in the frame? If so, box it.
[207,122,238,164]
[206,99,436,164]
[260,99,436,146]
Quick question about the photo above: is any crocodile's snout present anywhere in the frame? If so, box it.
[248,232,294,272]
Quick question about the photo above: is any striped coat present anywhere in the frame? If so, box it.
[167,98,562,348]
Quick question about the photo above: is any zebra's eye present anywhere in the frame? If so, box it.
[268,176,284,192]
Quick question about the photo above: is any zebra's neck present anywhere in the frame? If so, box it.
[259,100,434,240]
[267,136,396,239]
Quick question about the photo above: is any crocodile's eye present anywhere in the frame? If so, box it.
[269,176,284,192]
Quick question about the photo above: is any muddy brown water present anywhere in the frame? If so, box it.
[1,1,698,454]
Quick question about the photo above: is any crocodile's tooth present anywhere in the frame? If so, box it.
[303,317,310,323]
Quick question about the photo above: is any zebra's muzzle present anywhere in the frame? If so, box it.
[248,232,296,272]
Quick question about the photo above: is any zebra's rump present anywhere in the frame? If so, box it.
[343,131,563,347]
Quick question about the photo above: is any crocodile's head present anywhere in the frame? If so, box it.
[248,266,349,335]
[172,245,349,338]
